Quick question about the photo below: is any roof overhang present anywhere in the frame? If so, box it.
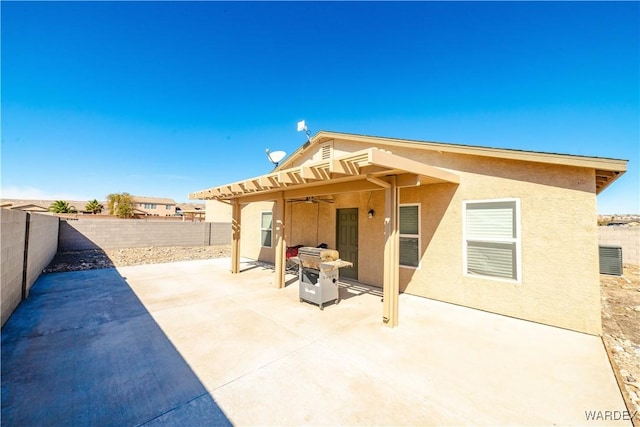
[280,131,627,195]
[11,204,48,212]
[181,209,205,214]
[594,169,625,194]
[190,147,460,202]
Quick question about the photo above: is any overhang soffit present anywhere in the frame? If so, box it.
[190,147,459,200]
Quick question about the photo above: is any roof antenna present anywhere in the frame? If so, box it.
[265,148,286,167]
[297,120,311,142]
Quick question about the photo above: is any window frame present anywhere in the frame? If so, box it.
[260,211,273,248]
[462,198,522,283]
[399,203,421,269]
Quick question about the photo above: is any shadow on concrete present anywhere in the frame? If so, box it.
[242,260,300,288]
[285,276,298,287]
[246,260,382,297]
[1,268,232,426]
[43,249,115,273]
[338,281,384,301]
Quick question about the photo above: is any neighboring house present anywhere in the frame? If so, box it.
[194,130,627,335]
[0,200,88,214]
[175,203,206,222]
[132,196,176,217]
[0,197,180,217]
[8,203,49,213]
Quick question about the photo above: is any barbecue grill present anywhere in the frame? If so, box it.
[292,247,353,310]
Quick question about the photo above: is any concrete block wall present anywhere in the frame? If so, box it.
[25,213,59,297]
[207,222,231,247]
[59,219,231,251]
[599,226,640,265]
[1,209,28,327]
[1,210,59,327]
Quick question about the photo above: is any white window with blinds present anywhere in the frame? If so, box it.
[399,204,420,268]
[463,199,521,282]
[260,211,273,248]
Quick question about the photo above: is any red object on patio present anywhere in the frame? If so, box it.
[286,245,303,259]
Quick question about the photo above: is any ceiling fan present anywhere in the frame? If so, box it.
[288,196,334,204]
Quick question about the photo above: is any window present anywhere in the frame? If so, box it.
[463,199,520,281]
[261,211,273,248]
[399,204,420,268]
[166,205,171,210]
[144,203,157,209]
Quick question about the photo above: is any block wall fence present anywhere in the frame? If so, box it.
[58,219,231,250]
[1,210,59,326]
[598,226,640,265]
[2,215,230,327]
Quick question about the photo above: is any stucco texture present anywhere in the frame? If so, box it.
[238,137,603,335]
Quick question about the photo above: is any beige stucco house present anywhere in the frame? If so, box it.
[132,196,177,217]
[190,131,627,335]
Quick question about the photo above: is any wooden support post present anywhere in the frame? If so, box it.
[382,176,399,327]
[274,192,286,288]
[231,199,241,274]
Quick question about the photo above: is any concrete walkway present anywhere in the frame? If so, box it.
[1,258,631,426]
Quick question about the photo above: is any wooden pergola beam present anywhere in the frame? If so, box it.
[231,200,241,274]
[273,192,286,289]
[299,166,317,180]
[277,171,296,184]
[382,176,399,327]
[243,180,261,191]
[369,149,460,184]
[259,175,279,188]
[330,159,359,175]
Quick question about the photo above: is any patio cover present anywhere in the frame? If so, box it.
[190,147,460,327]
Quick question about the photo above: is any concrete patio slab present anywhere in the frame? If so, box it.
[1,258,632,426]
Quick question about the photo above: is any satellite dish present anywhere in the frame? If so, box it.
[266,148,287,166]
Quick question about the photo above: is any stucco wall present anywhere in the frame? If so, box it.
[59,219,230,250]
[1,209,58,326]
[205,200,232,223]
[240,202,275,261]
[242,137,604,335]
[599,226,640,265]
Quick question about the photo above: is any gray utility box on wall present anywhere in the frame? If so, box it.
[599,245,623,276]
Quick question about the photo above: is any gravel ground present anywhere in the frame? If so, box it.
[42,248,639,417]
[43,246,231,273]
[601,264,640,416]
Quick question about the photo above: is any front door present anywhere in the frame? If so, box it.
[336,208,358,280]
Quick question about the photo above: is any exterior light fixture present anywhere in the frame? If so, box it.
[368,209,375,218]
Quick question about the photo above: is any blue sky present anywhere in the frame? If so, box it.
[2,1,638,214]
